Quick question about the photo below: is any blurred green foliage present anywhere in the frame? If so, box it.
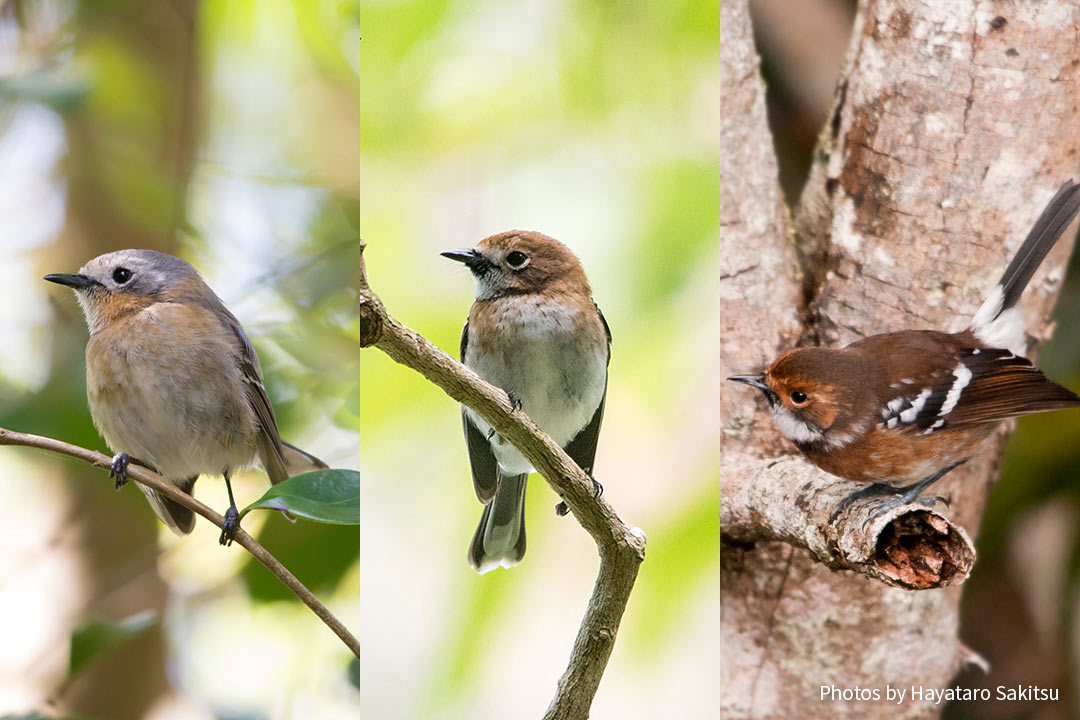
[3,0,1079,718]
[69,612,156,677]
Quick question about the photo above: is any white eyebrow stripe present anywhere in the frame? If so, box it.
[939,363,973,417]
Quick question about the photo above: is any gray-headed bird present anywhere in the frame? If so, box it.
[45,249,326,544]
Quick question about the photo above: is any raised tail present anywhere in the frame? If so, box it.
[970,180,1080,353]
[468,471,527,574]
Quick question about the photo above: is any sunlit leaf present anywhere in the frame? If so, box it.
[69,611,156,677]
[239,469,361,524]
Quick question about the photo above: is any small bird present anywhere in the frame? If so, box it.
[45,249,327,544]
[442,231,610,573]
[730,181,1080,514]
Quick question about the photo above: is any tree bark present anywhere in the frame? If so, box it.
[711,1,1080,717]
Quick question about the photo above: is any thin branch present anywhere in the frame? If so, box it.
[0,427,362,660]
[716,454,975,589]
[349,242,647,720]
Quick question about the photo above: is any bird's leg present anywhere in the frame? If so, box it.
[108,453,155,491]
[219,469,240,546]
[554,475,603,517]
[829,461,965,523]
[891,461,965,505]
[590,475,604,498]
[506,390,522,412]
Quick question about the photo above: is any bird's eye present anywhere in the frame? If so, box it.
[112,267,133,284]
[506,251,529,269]
[791,391,808,404]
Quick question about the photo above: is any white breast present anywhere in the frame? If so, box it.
[464,296,607,475]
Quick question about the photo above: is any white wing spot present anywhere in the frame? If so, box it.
[939,364,973,417]
[899,388,932,423]
[923,418,946,435]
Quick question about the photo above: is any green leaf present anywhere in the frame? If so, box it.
[69,611,156,677]
[347,657,362,691]
[239,469,361,524]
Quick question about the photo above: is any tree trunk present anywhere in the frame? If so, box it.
[712,1,1080,717]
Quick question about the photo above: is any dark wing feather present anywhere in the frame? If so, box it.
[898,349,1080,432]
[564,304,611,474]
[564,391,606,475]
[942,350,1080,426]
[460,320,499,502]
[221,310,289,485]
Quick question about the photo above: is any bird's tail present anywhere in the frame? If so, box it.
[282,440,329,475]
[468,471,527,575]
[139,477,197,535]
[970,180,1080,353]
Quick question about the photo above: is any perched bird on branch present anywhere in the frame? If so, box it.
[443,231,610,573]
[730,180,1080,516]
[45,250,326,544]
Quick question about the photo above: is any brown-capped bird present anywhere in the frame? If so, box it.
[730,181,1080,513]
[442,231,610,573]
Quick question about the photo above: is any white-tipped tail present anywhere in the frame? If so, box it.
[468,472,528,574]
[970,181,1080,354]
[970,286,1025,355]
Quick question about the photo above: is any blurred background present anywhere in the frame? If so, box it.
[0,0,1076,718]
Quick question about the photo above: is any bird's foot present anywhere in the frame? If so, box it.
[828,482,898,524]
[554,476,602,517]
[219,506,240,546]
[864,494,949,523]
[109,453,130,490]
[507,391,522,411]
[589,475,604,499]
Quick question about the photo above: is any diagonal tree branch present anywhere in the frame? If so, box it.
[0,427,362,660]
[349,242,647,720]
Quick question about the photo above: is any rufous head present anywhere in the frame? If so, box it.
[441,231,591,299]
[729,347,875,447]
[45,249,211,333]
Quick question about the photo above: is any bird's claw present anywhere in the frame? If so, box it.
[554,476,602,517]
[916,495,949,510]
[507,391,522,412]
[109,452,130,491]
[589,475,603,499]
[219,506,240,546]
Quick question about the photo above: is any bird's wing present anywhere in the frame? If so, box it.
[564,389,606,475]
[564,303,611,474]
[884,347,1080,432]
[935,348,1080,426]
[219,308,290,485]
[460,319,499,502]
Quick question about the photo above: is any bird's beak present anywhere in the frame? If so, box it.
[727,374,771,393]
[44,273,99,290]
[440,248,491,272]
